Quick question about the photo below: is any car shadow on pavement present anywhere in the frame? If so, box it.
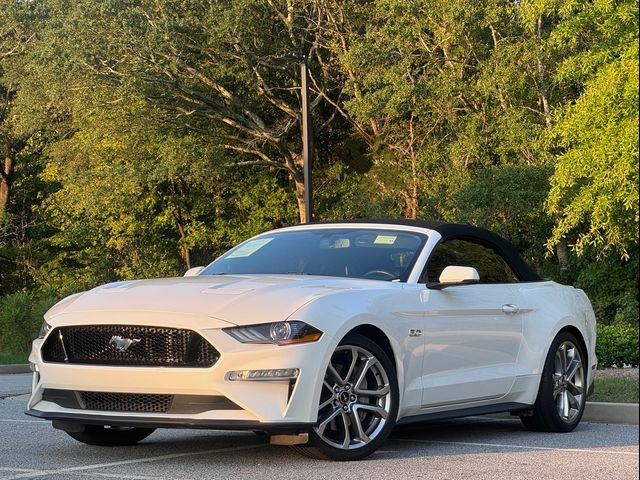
[123,416,639,464]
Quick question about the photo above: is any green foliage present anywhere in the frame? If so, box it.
[573,251,639,326]
[547,0,639,258]
[0,353,29,365]
[450,164,554,269]
[596,323,640,368]
[342,0,504,217]
[208,169,298,253]
[0,291,57,355]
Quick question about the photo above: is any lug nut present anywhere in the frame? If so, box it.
[350,395,356,402]
[342,405,349,411]
[345,384,351,391]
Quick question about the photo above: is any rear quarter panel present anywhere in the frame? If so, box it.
[517,281,597,388]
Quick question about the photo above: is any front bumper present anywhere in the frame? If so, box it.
[27,318,333,428]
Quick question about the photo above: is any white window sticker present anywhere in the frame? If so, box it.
[374,234,397,245]
[226,238,274,258]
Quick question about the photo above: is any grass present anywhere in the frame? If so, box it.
[590,377,639,403]
[0,353,29,365]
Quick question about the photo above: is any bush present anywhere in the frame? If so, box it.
[596,323,640,368]
[0,291,58,356]
[573,251,639,327]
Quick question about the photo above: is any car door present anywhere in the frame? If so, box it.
[419,239,525,408]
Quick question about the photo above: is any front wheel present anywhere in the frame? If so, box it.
[291,333,399,461]
[521,331,587,432]
[66,425,156,446]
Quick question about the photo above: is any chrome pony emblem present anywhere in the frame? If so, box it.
[109,335,141,352]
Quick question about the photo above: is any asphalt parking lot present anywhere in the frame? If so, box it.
[1,374,637,480]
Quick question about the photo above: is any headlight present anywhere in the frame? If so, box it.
[38,320,52,339]
[224,321,322,346]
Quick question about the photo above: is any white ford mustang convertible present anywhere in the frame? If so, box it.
[27,220,597,460]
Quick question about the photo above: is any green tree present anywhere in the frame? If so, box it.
[0,0,38,217]
[35,95,297,289]
[0,0,66,295]
[340,0,502,218]
[451,164,554,269]
[547,0,639,258]
[34,0,363,223]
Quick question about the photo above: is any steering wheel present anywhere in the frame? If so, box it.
[362,269,397,280]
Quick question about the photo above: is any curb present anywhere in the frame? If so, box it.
[0,364,30,374]
[583,401,639,425]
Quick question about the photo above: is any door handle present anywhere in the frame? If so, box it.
[502,304,520,314]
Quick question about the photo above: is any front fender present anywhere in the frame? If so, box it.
[290,289,423,420]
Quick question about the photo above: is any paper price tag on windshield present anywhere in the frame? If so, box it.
[374,235,397,245]
[226,238,273,258]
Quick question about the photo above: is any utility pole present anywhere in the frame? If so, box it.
[300,60,313,223]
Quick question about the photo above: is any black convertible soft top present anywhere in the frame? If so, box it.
[315,219,542,282]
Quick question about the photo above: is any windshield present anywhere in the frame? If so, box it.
[201,228,428,282]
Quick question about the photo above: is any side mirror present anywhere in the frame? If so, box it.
[430,266,480,290]
[184,266,204,277]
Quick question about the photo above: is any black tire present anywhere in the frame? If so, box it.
[66,425,156,446]
[521,331,587,432]
[291,333,399,461]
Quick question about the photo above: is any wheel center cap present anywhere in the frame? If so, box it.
[339,391,350,403]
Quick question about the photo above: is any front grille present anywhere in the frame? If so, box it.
[80,392,172,413]
[41,325,220,367]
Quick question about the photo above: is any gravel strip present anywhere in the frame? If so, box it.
[595,368,639,380]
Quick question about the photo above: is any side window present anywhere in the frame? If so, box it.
[424,239,519,284]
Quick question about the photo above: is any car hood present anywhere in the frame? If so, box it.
[45,275,391,326]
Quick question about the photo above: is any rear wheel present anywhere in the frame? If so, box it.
[291,333,399,461]
[521,332,586,432]
[66,425,155,446]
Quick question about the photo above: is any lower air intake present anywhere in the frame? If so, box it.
[79,392,173,413]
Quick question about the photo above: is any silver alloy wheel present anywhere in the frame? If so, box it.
[315,345,391,450]
[553,340,585,423]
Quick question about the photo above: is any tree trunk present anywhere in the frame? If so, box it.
[178,236,191,270]
[0,156,14,217]
[0,178,9,217]
[538,57,553,128]
[404,114,419,220]
[403,194,418,220]
[173,207,192,269]
[535,15,553,128]
[293,172,306,224]
[556,237,569,271]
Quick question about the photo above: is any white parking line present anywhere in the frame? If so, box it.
[68,472,192,480]
[0,419,45,424]
[0,467,194,480]
[0,469,39,473]
[393,438,640,456]
[0,443,267,480]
